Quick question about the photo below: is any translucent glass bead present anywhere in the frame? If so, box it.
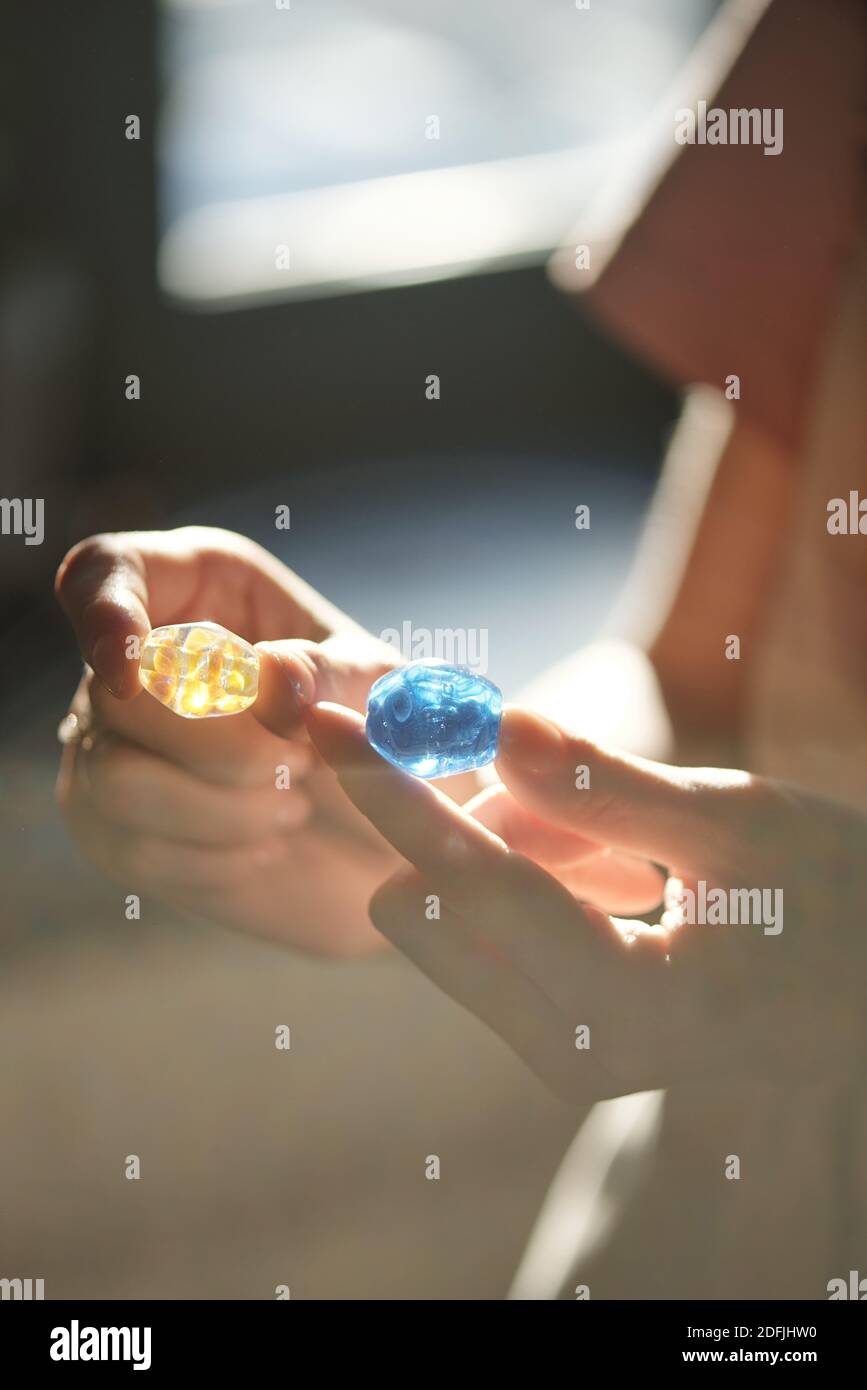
[366,660,502,778]
[138,621,259,718]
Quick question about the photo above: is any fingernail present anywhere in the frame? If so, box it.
[497,708,566,775]
[270,649,316,707]
[90,635,120,696]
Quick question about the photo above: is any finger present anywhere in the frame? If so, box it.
[306,703,695,1094]
[369,868,586,1098]
[55,535,153,696]
[371,859,758,1096]
[463,783,603,867]
[303,701,511,898]
[59,738,282,894]
[254,633,397,737]
[55,527,232,698]
[496,706,761,878]
[87,670,314,788]
[304,701,632,988]
[557,854,665,916]
[55,525,333,700]
[371,870,664,1098]
[465,783,665,913]
[84,735,310,846]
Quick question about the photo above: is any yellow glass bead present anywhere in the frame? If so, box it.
[138,622,259,718]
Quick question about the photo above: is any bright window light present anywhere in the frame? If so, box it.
[157,0,719,308]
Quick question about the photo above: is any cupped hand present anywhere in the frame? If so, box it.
[55,526,402,953]
[304,701,867,1099]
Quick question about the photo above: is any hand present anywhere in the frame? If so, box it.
[304,701,867,1099]
[55,526,402,953]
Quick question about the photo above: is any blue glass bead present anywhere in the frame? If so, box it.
[366,660,503,779]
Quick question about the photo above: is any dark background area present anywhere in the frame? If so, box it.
[1,0,676,607]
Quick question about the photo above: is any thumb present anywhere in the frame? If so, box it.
[253,633,397,738]
[496,706,760,879]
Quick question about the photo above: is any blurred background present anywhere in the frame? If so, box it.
[0,0,723,1298]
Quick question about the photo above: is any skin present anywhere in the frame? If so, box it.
[54,304,867,1294]
[53,0,867,1286]
[53,359,867,1294]
[303,700,867,1102]
[55,526,403,955]
[53,506,867,1103]
[53,526,667,955]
